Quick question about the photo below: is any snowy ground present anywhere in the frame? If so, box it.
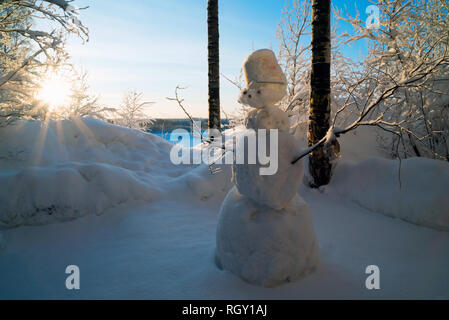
[0,118,448,299]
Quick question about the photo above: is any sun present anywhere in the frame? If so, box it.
[37,73,71,112]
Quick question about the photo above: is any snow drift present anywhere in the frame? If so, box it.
[328,157,449,231]
[0,117,225,228]
[0,117,447,233]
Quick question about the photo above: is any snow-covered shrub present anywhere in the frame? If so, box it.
[336,0,449,161]
[115,91,154,130]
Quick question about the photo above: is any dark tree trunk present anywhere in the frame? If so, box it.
[207,0,221,131]
[308,0,331,187]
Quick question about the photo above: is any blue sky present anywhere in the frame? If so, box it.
[66,0,372,118]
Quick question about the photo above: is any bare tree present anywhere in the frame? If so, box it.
[276,0,311,114]
[117,91,154,130]
[276,0,355,138]
[308,0,333,187]
[60,68,114,119]
[207,0,221,131]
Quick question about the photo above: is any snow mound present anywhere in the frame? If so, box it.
[0,117,179,228]
[0,163,163,228]
[216,186,319,287]
[171,163,233,202]
[328,157,449,231]
[0,117,173,171]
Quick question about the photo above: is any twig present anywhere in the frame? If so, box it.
[166,86,228,175]
[166,86,205,142]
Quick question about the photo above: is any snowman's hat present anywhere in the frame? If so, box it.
[242,49,287,87]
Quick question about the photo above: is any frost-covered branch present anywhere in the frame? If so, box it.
[116,91,154,130]
[166,86,228,175]
[276,0,311,114]
[0,0,90,125]
[332,0,449,160]
[166,86,205,141]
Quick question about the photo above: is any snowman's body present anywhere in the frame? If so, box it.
[245,106,290,132]
[216,49,319,287]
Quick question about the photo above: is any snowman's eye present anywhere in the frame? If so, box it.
[243,90,247,95]
[257,90,261,94]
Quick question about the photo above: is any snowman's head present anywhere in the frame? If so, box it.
[238,81,286,109]
[239,49,287,109]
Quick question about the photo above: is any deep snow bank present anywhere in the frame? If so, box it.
[328,157,449,231]
[1,117,447,233]
[294,121,448,232]
[0,118,189,228]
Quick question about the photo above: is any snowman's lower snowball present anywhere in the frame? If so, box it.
[216,186,319,287]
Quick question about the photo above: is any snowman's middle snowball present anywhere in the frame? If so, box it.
[233,131,304,210]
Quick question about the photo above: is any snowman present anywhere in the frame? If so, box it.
[215,49,319,287]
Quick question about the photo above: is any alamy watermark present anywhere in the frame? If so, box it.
[365,265,380,290]
[169,121,279,176]
[65,265,80,290]
[366,5,380,30]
